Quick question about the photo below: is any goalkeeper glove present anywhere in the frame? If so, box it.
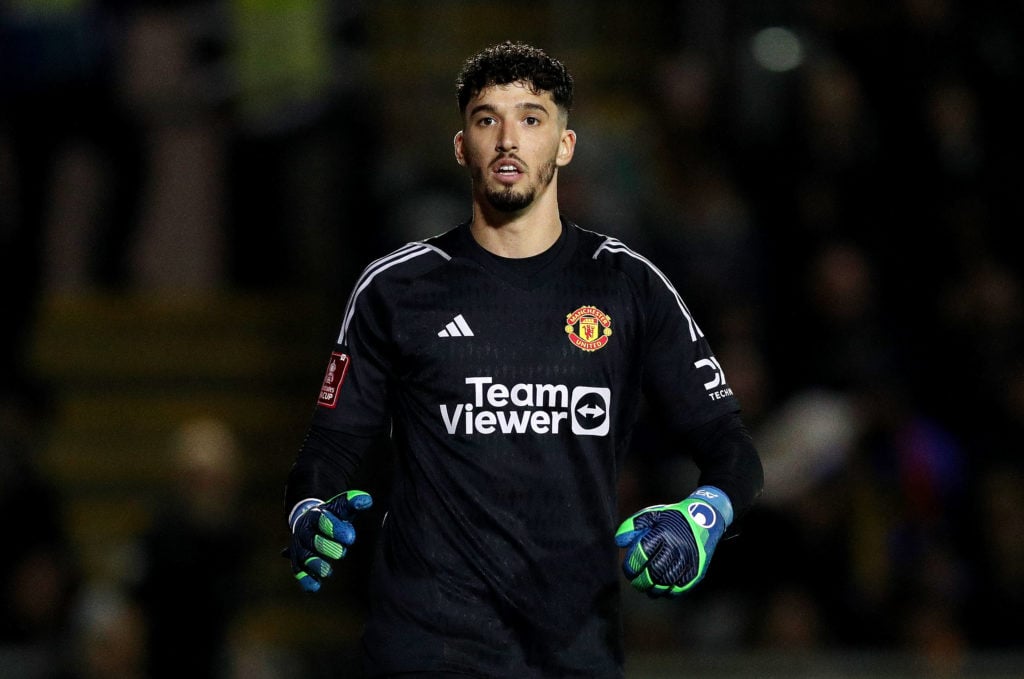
[615,485,733,597]
[286,490,373,593]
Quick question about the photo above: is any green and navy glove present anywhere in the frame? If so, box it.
[615,485,733,597]
[286,490,373,593]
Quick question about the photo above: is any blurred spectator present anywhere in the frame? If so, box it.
[223,0,380,294]
[69,584,149,679]
[931,258,1023,437]
[768,240,899,402]
[113,1,228,290]
[0,1,145,403]
[133,417,248,679]
[642,49,766,329]
[0,392,80,678]
[965,461,1024,649]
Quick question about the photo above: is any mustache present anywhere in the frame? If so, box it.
[491,152,526,168]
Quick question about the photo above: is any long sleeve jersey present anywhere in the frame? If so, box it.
[286,219,763,677]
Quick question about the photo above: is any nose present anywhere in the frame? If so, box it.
[496,126,518,153]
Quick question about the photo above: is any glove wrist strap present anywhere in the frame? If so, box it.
[692,485,734,527]
[288,498,323,532]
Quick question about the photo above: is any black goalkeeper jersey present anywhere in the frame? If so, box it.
[303,219,745,677]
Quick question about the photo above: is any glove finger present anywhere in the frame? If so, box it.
[646,582,685,599]
[614,526,646,549]
[303,555,333,579]
[629,569,655,593]
[621,540,650,579]
[294,566,323,593]
[294,569,320,592]
[615,508,662,547]
[642,519,700,586]
[326,490,373,521]
[618,507,661,532]
[317,511,357,546]
[313,532,348,560]
[647,545,693,587]
[289,544,329,593]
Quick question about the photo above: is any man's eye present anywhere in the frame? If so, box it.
[478,117,496,126]
[524,116,540,125]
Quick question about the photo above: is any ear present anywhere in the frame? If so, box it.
[556,128,576,167]
[454,130,466,166]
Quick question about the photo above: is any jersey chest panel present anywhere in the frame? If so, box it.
[387,260,643,443]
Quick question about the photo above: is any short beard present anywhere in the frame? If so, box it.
[485,185,534,213]
[481,159,557,213]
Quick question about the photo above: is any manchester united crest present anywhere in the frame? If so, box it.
[565,305,612,352]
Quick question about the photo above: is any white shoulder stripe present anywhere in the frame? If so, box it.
[593,237,703,342]
[337,241,451,344]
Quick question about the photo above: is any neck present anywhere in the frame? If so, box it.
[469,185,562,258]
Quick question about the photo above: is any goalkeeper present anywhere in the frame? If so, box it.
[284,40,763,678]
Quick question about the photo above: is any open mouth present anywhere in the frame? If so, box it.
[492,160,524,182]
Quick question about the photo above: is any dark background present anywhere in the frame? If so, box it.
[2,1,1022,677]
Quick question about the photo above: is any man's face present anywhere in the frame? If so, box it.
[454,81,575,214]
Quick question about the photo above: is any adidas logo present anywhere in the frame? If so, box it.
[438,314,474,338]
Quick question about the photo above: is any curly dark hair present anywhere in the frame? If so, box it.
[456,41,574,115]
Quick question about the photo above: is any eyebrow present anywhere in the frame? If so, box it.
[468,101,551,118]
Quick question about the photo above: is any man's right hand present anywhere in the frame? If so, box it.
[286,490,373,592]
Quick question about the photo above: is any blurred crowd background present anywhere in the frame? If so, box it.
[2,1,1023,678]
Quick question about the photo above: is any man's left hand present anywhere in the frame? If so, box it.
[614,486,732,597]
